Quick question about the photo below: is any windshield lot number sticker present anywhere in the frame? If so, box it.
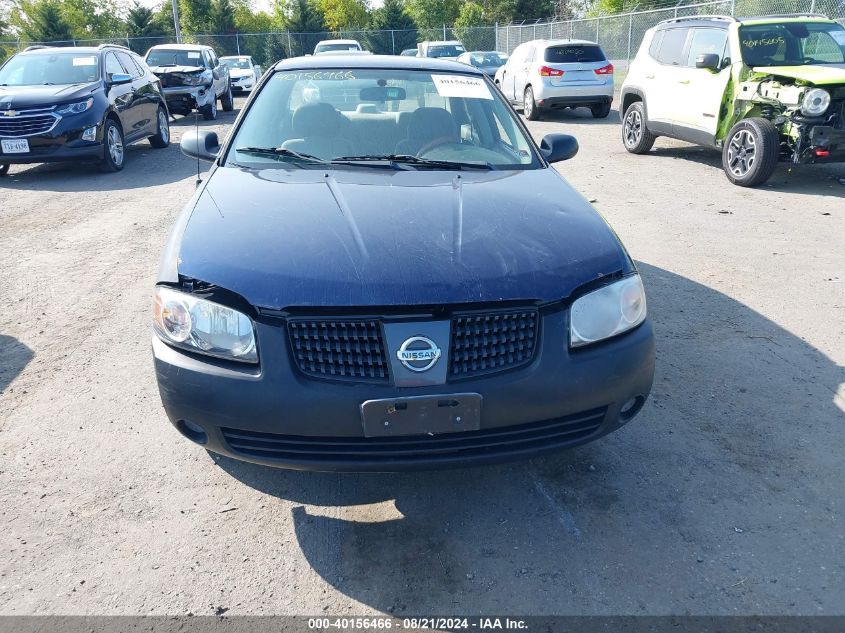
[72,57,97,66]
[432,74,493,100]
[188,51,201,59]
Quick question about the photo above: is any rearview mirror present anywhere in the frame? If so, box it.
[539,133,578,163]
[696,53,721,71]
[109,73,132,85]
[360,86,407,101]
[181,129,220,162]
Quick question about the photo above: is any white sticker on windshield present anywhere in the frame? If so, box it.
[72,56,97,66]
[431,74,493,100]
[188,51,201,59]
[831,31,845,45]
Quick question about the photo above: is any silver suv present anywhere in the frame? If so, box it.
[145,44,233,120]
[494,39,615,120]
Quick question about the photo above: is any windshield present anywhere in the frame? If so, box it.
[228,68,538,170]
[222,58,252,69]
[428,45,466,58]
[315,43,360,53]
[146,49,205,67]
[739,22,845,66]
[0,52,100,86]
[544,45,606,63]
[470,52,507,67]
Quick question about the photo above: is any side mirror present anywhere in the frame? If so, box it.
[109,73,132,85]
[696,53,721,71]
[539,133,578,163]
[181,129,220,162]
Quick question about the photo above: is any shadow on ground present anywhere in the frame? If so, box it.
[531,106,621,126]
[0,335,33,395]
[212,264,844,614]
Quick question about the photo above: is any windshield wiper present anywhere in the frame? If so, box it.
[235,146,327,164]
[332,154,494,170]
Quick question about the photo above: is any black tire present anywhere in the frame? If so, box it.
[591,102,611,118]
[202,99,218,121]
[622,101,655,154]
[221,83,234,112]
[99,118,125,172]
[524,86,540,121]
[0,163,8,176]
[148,106,170,149]
[722,117,779,187]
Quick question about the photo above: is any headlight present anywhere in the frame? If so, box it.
[56,97,94,115]
[570,274,647,348]
[153,286,258,363]
[182,73,210,86]
[801,88,830,117]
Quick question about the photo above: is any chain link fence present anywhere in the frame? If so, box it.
[1,0,843,67]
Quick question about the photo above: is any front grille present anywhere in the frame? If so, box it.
[221,407,607,465]
[450,310,539,378]
[288,319,389,382]
[0,112,59,138]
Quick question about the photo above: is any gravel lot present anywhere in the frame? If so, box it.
[1,96,843,616]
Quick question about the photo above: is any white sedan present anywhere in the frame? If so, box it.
[220,55,261,93]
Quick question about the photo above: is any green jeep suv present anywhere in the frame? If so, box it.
[621,14,845,186]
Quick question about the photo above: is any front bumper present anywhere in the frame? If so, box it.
[231,77,255,92]
[153,312,655,472]
[162,86,215,113]
[0,115,105,164]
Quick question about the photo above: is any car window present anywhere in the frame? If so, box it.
[525,46,536,63]
[648,30,665,60]
[655,27,690,65]
[229,69,538,169]
[105,52,126,79]
[117,51,142,78]
[686,28,728,66]
[146,48,204,67]
[0,51,101,86]
[544,45,606,63]
[739,22,845,66]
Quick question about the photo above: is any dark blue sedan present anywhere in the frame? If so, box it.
[152,55,654,471]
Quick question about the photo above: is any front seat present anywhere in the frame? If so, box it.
[281,102,352,160]
[395,107,459,156]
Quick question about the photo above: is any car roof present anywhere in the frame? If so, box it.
[273,54,483,74]
[19,45,124,55]
[147,43,210,50]
[220,55,252,59]
[316,39,361,45]
[737,14,838,24]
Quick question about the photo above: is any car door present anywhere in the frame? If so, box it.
[513,44,536,101]
[644,26,692,131]
[104,52,138,135]
[117,51,157,137]
[674,27,731,144]
[500,44,524,101]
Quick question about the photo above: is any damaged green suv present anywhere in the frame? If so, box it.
[621,14,845,186]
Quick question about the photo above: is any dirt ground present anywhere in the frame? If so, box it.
[1,97,843,616]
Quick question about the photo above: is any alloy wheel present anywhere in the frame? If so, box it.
[624,110,642,146]
[727,129,756,177]
[108,125,124,166]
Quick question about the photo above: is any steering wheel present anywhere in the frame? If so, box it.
[416,136,457,157]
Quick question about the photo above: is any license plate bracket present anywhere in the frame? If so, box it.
[1,138,29,154]
[361,393,482,438]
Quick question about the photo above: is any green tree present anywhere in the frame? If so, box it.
[210,0,236,33]
[281,0,324,55]
[454,0,492,49]
[263,31,288,65]
[14,0,74,42]
[125,0,171,53]
[404,0,459,31]
[179,0,213,33]
[315,0,368,31]
[366,0,417,54]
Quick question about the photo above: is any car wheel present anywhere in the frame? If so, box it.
[622,101,655,154]
[221,83,234,112]
[0,163,8,176]
[148,107,170,149]
[202,99,218,121]
[524,86,539,121]
[591,102,611,118]
[722,117,779,187]
[99,118,125,172]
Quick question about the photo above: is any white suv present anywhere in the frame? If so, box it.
[494,39,614,120]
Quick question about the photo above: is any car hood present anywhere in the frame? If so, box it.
[752,64,845,85]
[148,65,205,75]
[171,167,632,309]
[0,82,98,108]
